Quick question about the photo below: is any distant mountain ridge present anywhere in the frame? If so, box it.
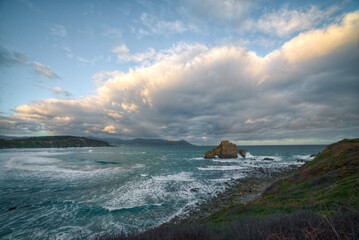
[99,137,194,146]
[0,136,110,148]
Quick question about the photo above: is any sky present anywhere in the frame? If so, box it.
[0,0,359,145]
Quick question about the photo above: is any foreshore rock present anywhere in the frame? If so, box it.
[169,166,297,224]
[204,140,247,159]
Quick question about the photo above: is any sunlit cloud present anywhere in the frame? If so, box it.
[3,11,359,144]
[112,44,157,64]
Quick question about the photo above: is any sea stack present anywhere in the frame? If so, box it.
[204,140,247,159]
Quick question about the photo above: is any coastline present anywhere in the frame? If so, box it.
[168,164,298,224]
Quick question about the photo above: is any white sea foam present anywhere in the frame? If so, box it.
[101,179,170,211]
[0,145,324,239]
[257,155,283,161]
[133,164,145,168]
[245,152,255,158]
[152,172,194,181]
[212,172,247,182]
[213,159,241,163]
[294,154,314,161]
[197,165,245,171]
[4,153,130,178]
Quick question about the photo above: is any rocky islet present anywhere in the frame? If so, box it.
[204,140,247,159]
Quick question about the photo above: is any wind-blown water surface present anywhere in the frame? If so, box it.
[0,145,325,239]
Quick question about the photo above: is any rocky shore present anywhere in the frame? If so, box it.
[169,165,298,224]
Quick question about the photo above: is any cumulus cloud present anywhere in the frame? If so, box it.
[2,11,359,144]
[112,44,157,64]
[0,116,44,135]
[31,62,59,79]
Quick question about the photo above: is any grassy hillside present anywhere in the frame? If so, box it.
[98,139,359,239]
[0,136,110,148]
[209,138,359,222]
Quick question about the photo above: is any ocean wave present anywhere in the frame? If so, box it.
[152,172,194,181]
[294,154,315,161]
[244,152,255,158]
[197,165,246,171]
[213,159,241,163]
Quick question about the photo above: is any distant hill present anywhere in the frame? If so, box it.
[101,138,194,146]
[0,136,110,149]
[0,135,21,140]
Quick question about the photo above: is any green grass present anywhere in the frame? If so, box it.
[98,139,359,240]
[205,138,359,224]
[0,136,110,148]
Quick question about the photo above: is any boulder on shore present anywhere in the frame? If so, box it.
[204,140,247,159]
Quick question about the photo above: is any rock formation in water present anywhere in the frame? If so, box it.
[204,140,247,159]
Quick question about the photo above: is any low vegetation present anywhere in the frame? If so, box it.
[0,136,110,148]
[100,138,359,239]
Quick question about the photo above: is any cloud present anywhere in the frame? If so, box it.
[182,1,339,38]
[49,24,67,37]
[102,26,122,39]
[2,11,359,144]
[61,46,102,65]
[244,6,338,37]
[31,62,59,79]
[136,13,196,37]
[0,115,44,135]
[37,86,72,97]
[112,44,157,64]
[0,46,29,66]
[0,46,60,80]
[182,0,253,28]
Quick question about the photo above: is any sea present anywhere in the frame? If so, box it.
[0,145,326,239]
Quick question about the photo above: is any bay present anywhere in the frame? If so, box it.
[0,145,325,239]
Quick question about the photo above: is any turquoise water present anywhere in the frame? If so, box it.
[0,145,325,239]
